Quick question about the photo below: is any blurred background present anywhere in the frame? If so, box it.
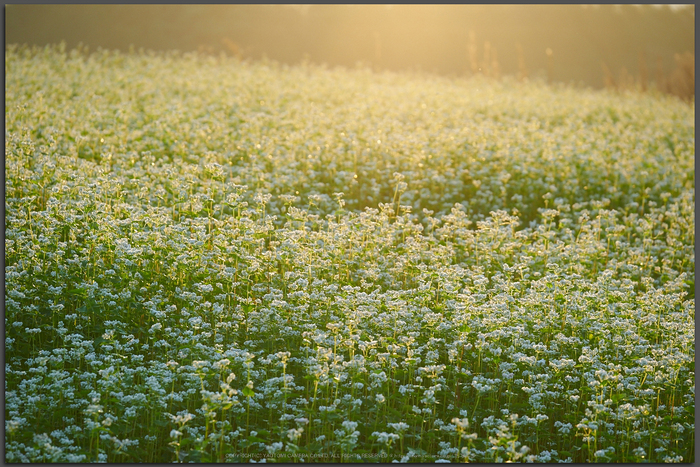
[6,4,695,98]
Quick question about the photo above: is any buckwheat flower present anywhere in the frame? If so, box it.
[451,417,470,430]
[287,427,303,442]
[213,359,230,370]
[192,360,209,370]
[6,419,23,434]
[166,361,179,370]
[373,431,399,445]
[439,422,456,433]
[342,420,358,432]
[388,422,409,433]
[554,421,572,434]
[84,403,103,417]
[266,442,283,453]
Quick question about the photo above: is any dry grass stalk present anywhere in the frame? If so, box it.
[638,51,648,92]
[655,55,667,94]
[491,46,500,80]
[601,61,616,90]
[221,37,243,59]
[468,30,478,74]
[603,51,693,103]
[516,43,528,82]
[668,52,694,102]
[482,40,491,77]
[546,47,553,84]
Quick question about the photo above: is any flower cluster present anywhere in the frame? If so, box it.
[5,44,694,463]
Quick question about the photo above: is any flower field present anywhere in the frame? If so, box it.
[5,44,695,463]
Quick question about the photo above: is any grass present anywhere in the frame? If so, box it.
[4,43,695,463]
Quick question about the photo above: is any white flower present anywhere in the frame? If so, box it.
[287,428,303,442]
[192,360,208,370]
[266,442,283,453]
[342,420,358,432]
[213,359,230,370]
[451,417,470,430]
[372,431,399,445]
[388,422,409,433]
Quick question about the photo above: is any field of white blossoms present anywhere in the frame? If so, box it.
[5,44,695,463]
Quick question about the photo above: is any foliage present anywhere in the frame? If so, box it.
[5,45,695,463]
